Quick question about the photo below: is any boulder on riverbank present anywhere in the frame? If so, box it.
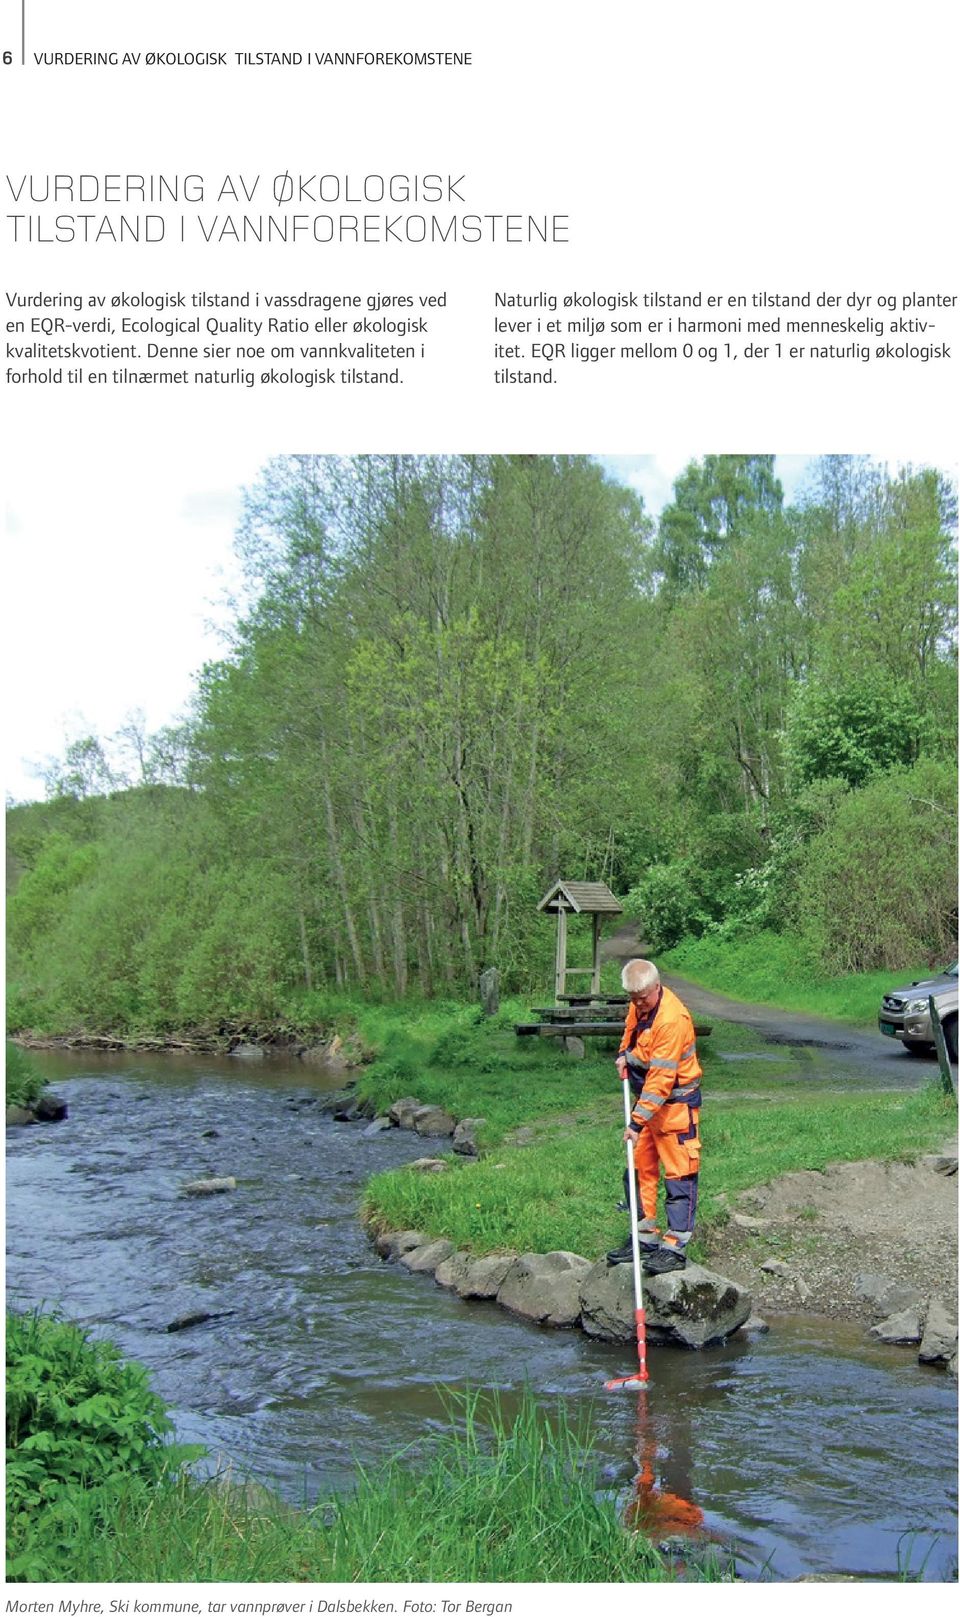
[412,1105,457,1138]
[869,1305,925,1345]
[579,1258,752,1349]
[435,1250,517,1298]
[376,1223,751,1350]
[497,1251,592,1327]
[300,1032,359,1073]
[387,1096,426,1129]
[375,1229,430,1260]
[918,1300,958,1366]
[401,1238,456,1274]
[452,1117,486,1156]
[384,1095,461,1138]
[6,1093,68,1127]
[856,1273,925,1319]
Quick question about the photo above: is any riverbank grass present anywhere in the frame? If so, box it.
[5,1040,45,1109]
[7,1338,711,1583]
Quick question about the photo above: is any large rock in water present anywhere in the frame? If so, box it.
[496,1251,592,1327]
[918,1300,958,1365]
[375,1229,428,1260]
[33,1092,68,1122]
[579,1258,752,1349]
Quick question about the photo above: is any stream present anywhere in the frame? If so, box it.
[6,1049,958,1583]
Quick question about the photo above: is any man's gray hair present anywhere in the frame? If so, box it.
[621,958,660,994]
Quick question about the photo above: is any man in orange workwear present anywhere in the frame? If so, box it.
[606,958,702,1275]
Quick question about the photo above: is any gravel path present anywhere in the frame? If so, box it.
[600,922,952,1085]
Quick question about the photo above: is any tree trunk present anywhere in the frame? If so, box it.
[297,905,313,991]
[320,767,366,986]
[386,794,408,995]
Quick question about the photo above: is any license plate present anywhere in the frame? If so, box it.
[879,1021,897,1035]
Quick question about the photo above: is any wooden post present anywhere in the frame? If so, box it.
[929,996,957,1100]
[554,905,568,1001]
[591,912,601,997]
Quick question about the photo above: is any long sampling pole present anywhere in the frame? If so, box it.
[604,1074,650,1390]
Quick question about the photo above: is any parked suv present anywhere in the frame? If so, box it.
[879,962,958,1060]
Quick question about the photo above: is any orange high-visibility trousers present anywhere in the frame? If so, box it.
[632,1104,700,1239]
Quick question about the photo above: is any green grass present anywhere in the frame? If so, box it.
[357,1009,950,1261]
[354,995,621,1147]
[660,930,933,1026]
[700,1082,951,1204]
[8,1388,720,1583]
[5,1041,45,1109]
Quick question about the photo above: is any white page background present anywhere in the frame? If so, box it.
[1,2,957,1609]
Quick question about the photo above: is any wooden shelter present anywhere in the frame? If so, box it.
[537,880,623,1000]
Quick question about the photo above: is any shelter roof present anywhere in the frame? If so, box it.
[537,880,623,915]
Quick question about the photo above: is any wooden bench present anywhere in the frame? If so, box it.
[516,1020,626,1037]
[558,993,629,1005]
[517,1007,712,1040]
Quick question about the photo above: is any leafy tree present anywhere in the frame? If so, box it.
[794,460,957,691]
[783,671,932,788]
[796,759,957,972]
[6,453,956,1024]
[624,863,708,950]
[41,734,117,800]
[654,454,783,596]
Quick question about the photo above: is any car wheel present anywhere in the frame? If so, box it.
[945,1018,958,1063]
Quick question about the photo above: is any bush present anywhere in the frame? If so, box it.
[5,1043,44,1109]
[6,1309,201,1579]
[796,760,958,973]
[6,834,100,952]
[783,671,932,789]
[624,862,708,949]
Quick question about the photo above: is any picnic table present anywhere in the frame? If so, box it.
[515,996,711,1040]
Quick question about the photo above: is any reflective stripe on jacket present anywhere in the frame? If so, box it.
[619,985,702,1126]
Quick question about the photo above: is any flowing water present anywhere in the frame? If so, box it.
[6,1050,957,1583]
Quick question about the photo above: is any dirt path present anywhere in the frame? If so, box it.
[600,922,941,1082]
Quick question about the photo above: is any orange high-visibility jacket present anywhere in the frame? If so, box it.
[619,985,702,1128]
